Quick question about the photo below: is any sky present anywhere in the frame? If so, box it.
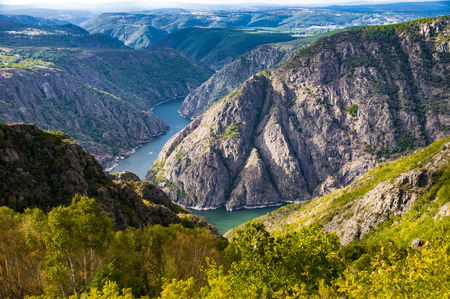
[0,0,440,7]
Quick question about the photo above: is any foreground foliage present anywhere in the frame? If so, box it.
[0,196,225,298]
[0,194,449,298]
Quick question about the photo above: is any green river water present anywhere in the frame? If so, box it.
[111,98,282,233]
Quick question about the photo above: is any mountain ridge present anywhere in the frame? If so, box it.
[179,31,341,119]
[0,47,212,167]
[148,16,450,210]
[82,3,450,48]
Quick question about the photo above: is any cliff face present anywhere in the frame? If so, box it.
[0,48,212,167]
[148,17,450,210]
[0,123,188,230]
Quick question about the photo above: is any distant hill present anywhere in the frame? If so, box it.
[0,14,67,26]
[324,1,449,15]
[0,20,126,48]
[82,2,450,47]
[0,5,98,24]
[150,27,296,70]
[179,30,341,118]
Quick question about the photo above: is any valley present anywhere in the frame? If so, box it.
[111,98,281,232]
[0,3,449,298]
[149,17,450,211]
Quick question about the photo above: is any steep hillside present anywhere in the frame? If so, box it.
[149,27,296,70]
[0,123,192,230]
[226,137,450,245]
[179,31,340,118]
[0,123,220,233]
[148,17,450,210]
[0,123,226,298]
[0,47,212,166]
[83,3,450,48]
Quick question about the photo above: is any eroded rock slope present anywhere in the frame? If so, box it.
[226,137,450,245]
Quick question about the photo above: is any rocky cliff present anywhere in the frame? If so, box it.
[148,17,450,210]
[0,48,212,167]
[0,123,209,231]
[227,136,450,245]
[179,33,337,119]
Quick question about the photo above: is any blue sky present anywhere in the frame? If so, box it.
[0,0,440,6]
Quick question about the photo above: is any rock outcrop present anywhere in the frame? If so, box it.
[148,17,450,210]
[322,138,450,244]
[324,168,440,245]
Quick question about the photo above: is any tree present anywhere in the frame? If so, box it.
[44,195,114,297]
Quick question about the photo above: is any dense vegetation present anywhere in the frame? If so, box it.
[0,196,226,298]
[0,195,448,298]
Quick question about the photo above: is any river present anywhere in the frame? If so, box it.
[111,98,191,180]
[110,98,283,234]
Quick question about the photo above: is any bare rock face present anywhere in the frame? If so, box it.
[148,18,450,210]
